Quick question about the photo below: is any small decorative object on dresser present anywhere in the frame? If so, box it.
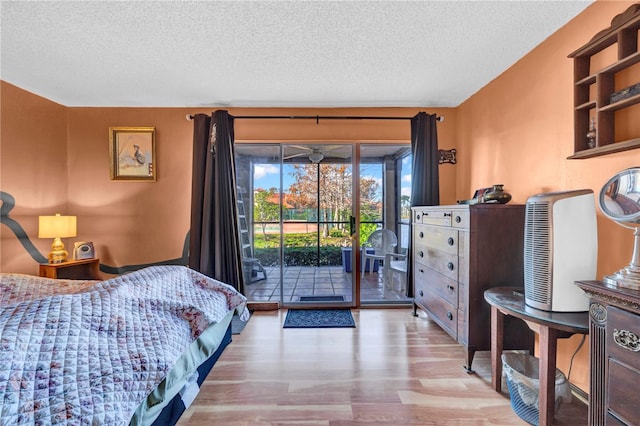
[483,184,512,204]
[411,204,533,372]
[457,187,492,205]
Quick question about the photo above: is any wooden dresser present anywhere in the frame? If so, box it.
[575,280,640,426]
[411,204,533,372]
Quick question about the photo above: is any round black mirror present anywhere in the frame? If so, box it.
[598,167,640,289]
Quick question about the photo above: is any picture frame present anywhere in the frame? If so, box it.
[109,127,156,181]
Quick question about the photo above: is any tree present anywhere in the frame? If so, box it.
[287,163,380,238]
[287,164,351,237]
[253,187,280,240]
[401,194,411,220]
[287,164,318,210]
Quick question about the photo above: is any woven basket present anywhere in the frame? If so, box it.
[502,353,571,426]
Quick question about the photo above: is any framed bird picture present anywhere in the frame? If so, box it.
[109,127,156,181]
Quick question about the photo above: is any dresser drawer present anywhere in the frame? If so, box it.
[414,209,452,226]
[607,306,640,369]
[415,247,458,281]
[606,358,640,425]
[413,225,459,255]
[414,263,458,306]
[421,287,457,338]
[451,210,469,229]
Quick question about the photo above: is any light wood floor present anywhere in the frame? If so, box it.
[177,308,587,425]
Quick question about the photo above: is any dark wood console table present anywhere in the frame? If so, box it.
[484,287,589,425]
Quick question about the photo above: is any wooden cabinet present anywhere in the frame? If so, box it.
[411,204,533,372]
[575,280,640,425]
[568,4,640,159]
[39,258,101,280]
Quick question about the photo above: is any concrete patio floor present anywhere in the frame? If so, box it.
[243,265,411,304]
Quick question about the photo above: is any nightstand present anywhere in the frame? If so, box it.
[39,258,101,280]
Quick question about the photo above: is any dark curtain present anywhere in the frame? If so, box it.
[406,112,440,298]
[189,110,245,292]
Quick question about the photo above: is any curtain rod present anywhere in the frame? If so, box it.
[185,114,444,123]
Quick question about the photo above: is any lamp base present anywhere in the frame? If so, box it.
[48,250,68,264]
[48,237,69,264]
[604,267,640,290]
[604,227,640,290]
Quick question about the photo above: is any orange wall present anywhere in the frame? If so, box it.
[1,83,69,272]
[457,0,640,392]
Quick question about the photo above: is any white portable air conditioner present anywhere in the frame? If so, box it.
[524,189,597,312]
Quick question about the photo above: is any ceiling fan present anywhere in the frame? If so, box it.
[283,145,348,163]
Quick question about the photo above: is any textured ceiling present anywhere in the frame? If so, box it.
[0,1,592,108]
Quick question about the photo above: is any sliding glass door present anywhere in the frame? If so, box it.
[234,142,412,307]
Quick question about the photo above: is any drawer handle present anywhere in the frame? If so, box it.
[419,231,424,239]
[419,268,424,274]
[447,285,454,292]
[613,329,640,352]
[447,311,453,321]
[416,214,421,220]
[448,237,455,246]
[419,251,424,258]
[447,262,454,271]
[419,290,424,297]
[455,216,462,223]
[423,212,429,216]
[443,212,451,217]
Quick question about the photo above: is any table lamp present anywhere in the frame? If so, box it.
[38,214,77,263]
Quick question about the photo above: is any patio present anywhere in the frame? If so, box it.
[242,266,411,304]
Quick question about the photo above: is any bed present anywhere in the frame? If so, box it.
[0,265,248,425]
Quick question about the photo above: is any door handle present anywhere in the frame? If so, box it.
[349,215,356,237]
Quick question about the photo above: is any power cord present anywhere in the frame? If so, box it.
[567,334,587,380]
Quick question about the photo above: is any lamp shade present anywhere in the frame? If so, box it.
[38,214,77,238]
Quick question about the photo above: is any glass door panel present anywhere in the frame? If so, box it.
[282,144,353,306]
[235,144,282,302]
[359,144,412,304]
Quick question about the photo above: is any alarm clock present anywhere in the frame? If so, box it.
[73,242,95,260]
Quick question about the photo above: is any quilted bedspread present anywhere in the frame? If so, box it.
[0,265,247,425]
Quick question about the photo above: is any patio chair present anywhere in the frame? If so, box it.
[361,229,397,278]
[385,252,407,292]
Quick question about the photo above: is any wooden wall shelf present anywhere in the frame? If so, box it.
[568,4,640,159]
[568,137,640,159]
